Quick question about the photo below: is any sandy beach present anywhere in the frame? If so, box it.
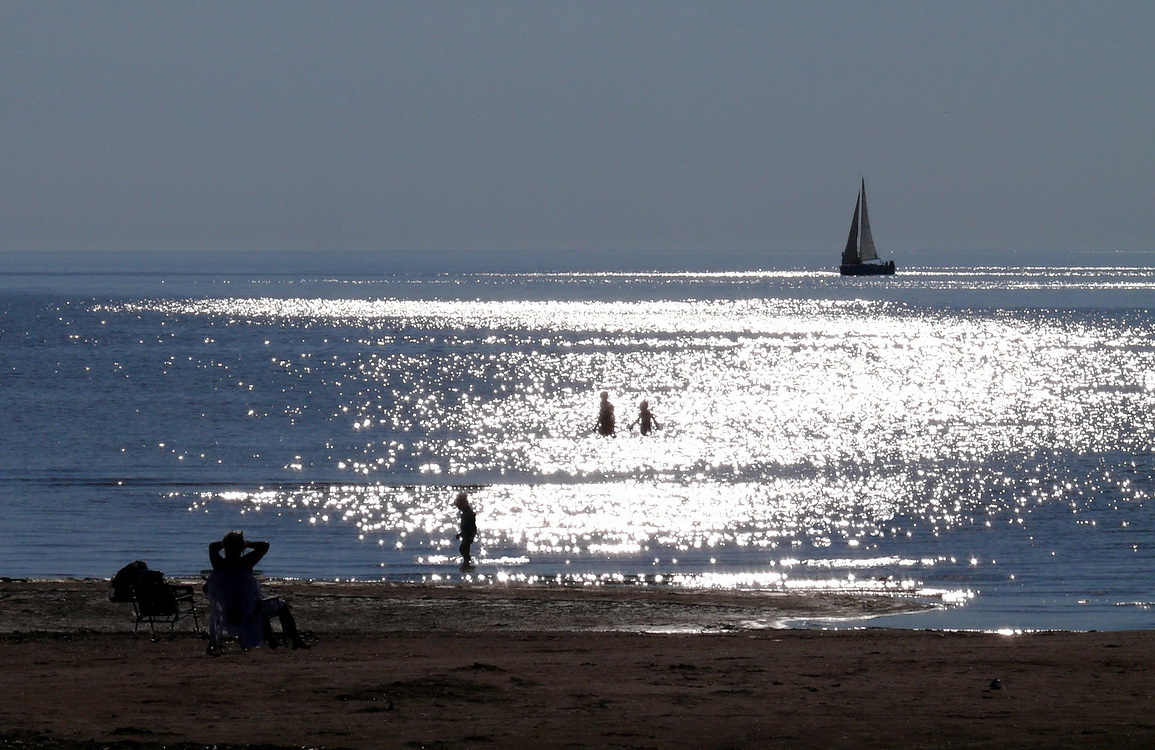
[1,579,1153,749]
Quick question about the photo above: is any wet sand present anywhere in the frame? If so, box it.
[1,579,1153,748]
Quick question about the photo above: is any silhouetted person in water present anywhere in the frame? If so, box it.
[596,390,616,436]
[205,531,309,654]
[455,492,477,570]
[629,399,661,435]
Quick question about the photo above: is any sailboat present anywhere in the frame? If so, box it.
[840,179,895,276]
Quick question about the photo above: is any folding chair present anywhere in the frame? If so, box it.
[131,573,203,640]
[110,561,203,640]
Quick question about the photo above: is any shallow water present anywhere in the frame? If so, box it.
[2,267,1154,631]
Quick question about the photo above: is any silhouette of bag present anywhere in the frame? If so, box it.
[109,560,149,602]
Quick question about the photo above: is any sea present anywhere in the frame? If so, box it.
[3,258,1155,632]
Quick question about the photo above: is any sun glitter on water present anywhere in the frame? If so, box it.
[135,278,1155,610]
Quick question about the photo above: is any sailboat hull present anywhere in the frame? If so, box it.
[840,261,895,276]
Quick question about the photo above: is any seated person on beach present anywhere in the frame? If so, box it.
[204,531,309,654]
[455,492,477,571]
[628,399,661,435]
[596,390,616,436]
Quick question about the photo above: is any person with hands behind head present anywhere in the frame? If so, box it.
[205,530,309,654]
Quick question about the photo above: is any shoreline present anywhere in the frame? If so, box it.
[0,577,937,636]
[2,580,1154,748]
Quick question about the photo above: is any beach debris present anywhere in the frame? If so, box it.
[459,661,504,672]
[989,678,1003,691]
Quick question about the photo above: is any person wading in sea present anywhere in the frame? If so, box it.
[595,390,616,436]
[454,492,477,571]
[628,399,661,435]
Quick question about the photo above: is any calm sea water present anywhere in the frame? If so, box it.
[2,266,1154,631]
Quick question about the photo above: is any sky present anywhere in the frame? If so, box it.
[1,1,1153,271]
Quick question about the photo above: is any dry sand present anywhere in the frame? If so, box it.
[1,579,1153,749]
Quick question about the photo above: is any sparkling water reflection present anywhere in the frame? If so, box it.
[5,268,1155,629]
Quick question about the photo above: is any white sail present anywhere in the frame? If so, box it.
[857,181,879,262]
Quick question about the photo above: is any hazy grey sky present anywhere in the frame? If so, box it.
[2,1,1152,268]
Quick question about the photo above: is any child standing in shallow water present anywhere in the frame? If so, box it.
[454,492,477,571]
[629,399,661,435]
